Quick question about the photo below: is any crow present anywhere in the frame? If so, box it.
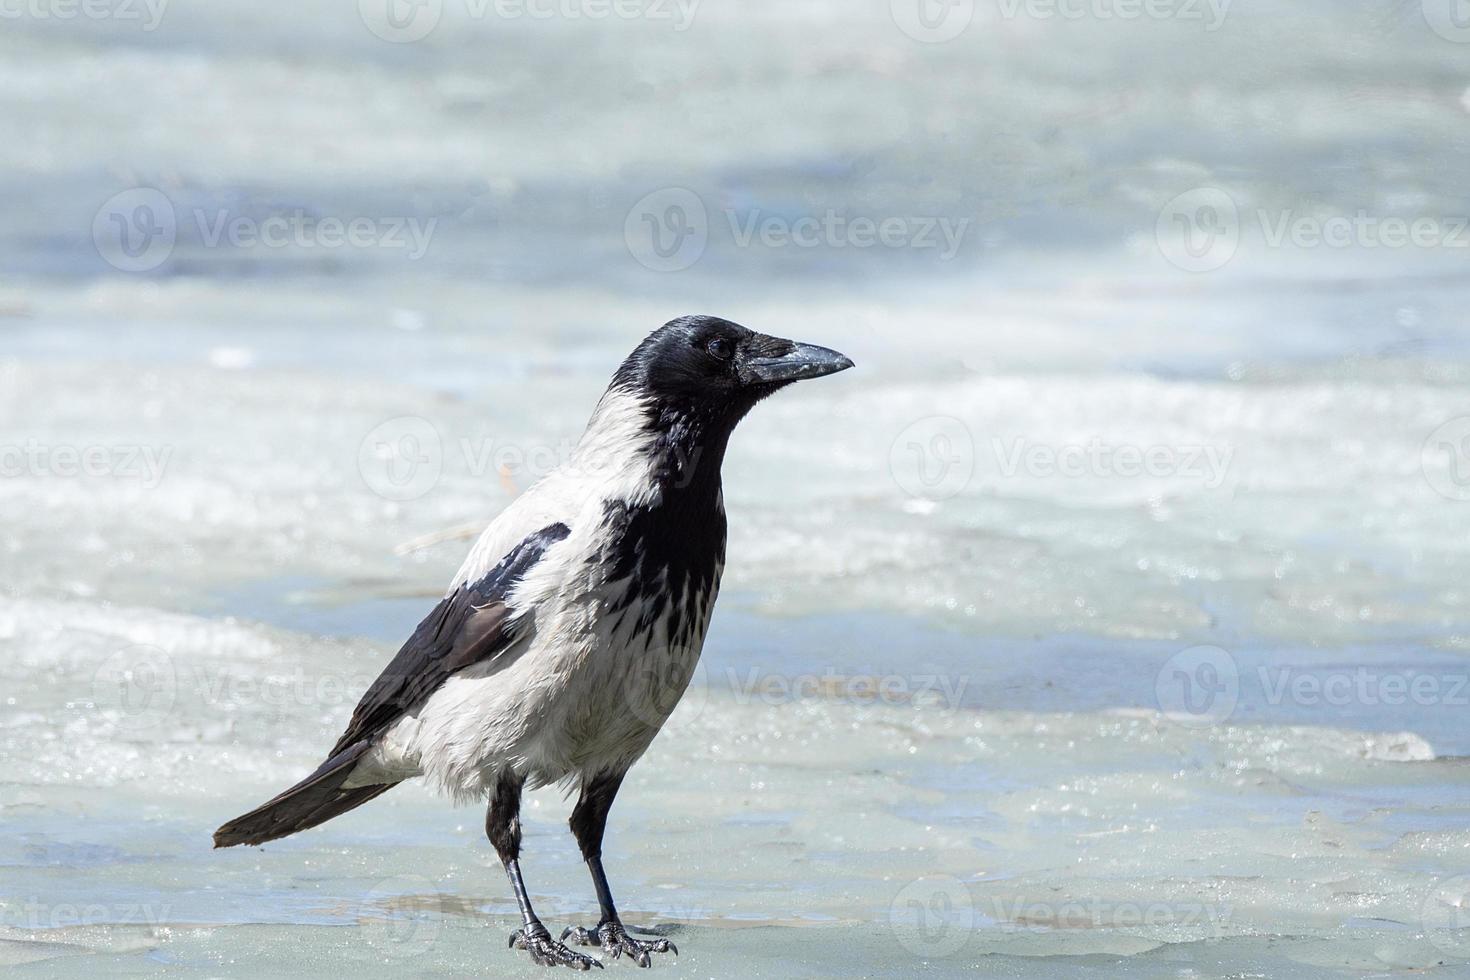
[214,315,853,969]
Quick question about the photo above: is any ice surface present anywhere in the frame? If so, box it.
[4,597,1470,976]
[6,1,1470,976]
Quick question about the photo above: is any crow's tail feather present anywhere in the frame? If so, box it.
[213,741,398,848]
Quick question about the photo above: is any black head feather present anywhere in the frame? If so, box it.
[610,314,849,426]
[604,314,852,501]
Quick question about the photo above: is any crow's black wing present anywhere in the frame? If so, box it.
[213,521,572,848]
[329,521,570,755]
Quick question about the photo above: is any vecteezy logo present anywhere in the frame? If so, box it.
[1422,874,1470,959]
[890,0,975,42]
[624,188,708,272]
[358,416,443,501]
[889,416,975,501]
[92,188,176,273]
[92,644,177,733]
[354,875,446,959]
[1155,645,1239,727]
[621,645,709,734]
[359,0,443,42]
[888,875,974,957]
[1423,0,1470,43]
[1156,187,1239,273]
[1422,417,1470,501]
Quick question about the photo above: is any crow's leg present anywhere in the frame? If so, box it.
[560,771,678,967]
[488,770,601,971]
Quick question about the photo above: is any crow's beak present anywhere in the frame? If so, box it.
[741,342,855,385]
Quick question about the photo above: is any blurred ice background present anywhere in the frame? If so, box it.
[4,1,1470,976]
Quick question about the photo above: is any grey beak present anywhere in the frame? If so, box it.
[742,342,855,384]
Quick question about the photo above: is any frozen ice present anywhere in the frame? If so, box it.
[4,594,1470,977]
[5,1,1470,976]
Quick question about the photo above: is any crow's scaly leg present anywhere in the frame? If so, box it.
[561,771,677,968]
[488,770,601,971]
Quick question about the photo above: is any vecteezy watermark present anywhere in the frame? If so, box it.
[723,668,969,710]
[625,188,708,273]
[984,896,1233,935]
[352,875,448,960]
[358,0,443,42]
[92,187,439,273]
[992,436,1232,489]
[888,876,1234,956]
[726,210,970,261]
[1015,0,1229,28]
[1154,645,1239,727]
[88,647,444,735]
[358,0,699,42]
[620,645,710,735]
[1422,417,1470,501]
[1422,0,1470,43]
[890,0,1229,43]
[890,0,974,42]
[484,0,697,27]
[888,417,1234,502]
[1155,644,1470,727]
[619,662,970,736]
[623,188,971,272]
[92,644,178,733]
[889,416,976,502]
[1157,187,1470,272]
[0,0,168,30]
[6,899,174,930]
[1155,187,1239,273]
[0,440,172,489]
[889,875,975,957]
[1256,212,1470,250]
[190,665,396,711]
[93,188,176,273]
[189,209,437,259]
[356,416,709,501]
[1422,874,1470,960]
[358,416,444,503]
[1258,668,1469,709]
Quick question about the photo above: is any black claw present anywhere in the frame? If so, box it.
[510,927,603,970]
[560,920,678,966]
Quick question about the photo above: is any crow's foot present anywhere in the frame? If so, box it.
[561,921,677,968]
[510,924,604,970]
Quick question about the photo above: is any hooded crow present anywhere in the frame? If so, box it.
[214,315,853,969]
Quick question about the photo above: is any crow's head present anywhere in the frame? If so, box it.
[611,315,853,427]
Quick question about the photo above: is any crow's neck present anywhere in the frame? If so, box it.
[578,386,733,515]
[584,387,730,606]
[643,404,733,508]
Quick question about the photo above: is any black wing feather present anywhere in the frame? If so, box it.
[330,521,570,755]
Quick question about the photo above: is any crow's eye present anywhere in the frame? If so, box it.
[706,337,734,361]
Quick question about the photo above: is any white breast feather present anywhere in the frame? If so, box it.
[356,387,719,802]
